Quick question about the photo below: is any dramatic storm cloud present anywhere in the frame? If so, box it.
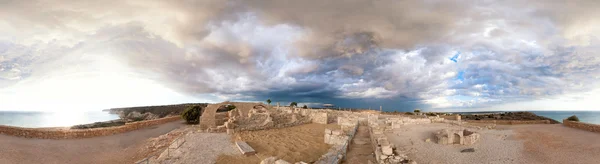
[1,0,600,111]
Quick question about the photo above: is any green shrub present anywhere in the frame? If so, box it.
[290,102,298,107]
[302,105,308,109]
[181,105,202,124]
[227,104,236,110]
[414,109,421,113]
[566,115,579,122]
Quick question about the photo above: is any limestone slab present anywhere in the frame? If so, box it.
[235,141,256,155]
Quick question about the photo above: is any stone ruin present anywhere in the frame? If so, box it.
[434,129,480,145]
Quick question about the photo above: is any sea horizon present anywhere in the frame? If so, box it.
[0,110,120,128]
[1,109,600,128]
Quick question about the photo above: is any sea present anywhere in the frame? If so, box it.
[0,111,120,128]
[453,111,600,124]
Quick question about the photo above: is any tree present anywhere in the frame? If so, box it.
[181,105,202,124]
[290,102,298,107]
[414,109,421,113]
[266,99,272,105]
[302,105,308,109]
[567,115,580,122]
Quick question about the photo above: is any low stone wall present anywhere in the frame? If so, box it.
[0,116,181,139]
[563,120,600,133]
[315,122,359,164]
[465,120,550,125]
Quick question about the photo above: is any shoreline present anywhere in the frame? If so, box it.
[0,116,182,139]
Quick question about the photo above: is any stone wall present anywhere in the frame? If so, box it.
[311,112,328,124]
[563,120,600,133]
[465,120,550,125]
[0,116,181,139]
[315,122,359,164]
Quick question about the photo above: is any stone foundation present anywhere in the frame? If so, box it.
[435,129,480,145]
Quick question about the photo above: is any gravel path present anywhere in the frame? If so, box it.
[156,132,238,164]
[386,123,524,164]
[0,121,186,164]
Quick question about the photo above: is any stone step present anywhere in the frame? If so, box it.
[235,141,256,156]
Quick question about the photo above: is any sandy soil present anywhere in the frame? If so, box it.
[216,123,341,164]
[344,126,376,164]
[0,121,186,164]
[509,124,600,164]
[386,123,523,164]
[385,123,600,164]
[156,132,238,164]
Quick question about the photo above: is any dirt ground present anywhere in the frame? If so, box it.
[0,121,186,164]
[509,124,600,164]
[386,123,523,164]
[344,125,376,164]
[385,123,600,164]
[216,123,341,164]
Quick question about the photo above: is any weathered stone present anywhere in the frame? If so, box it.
[294,162,308,164]
[425,138,431,142]
[382,145,394,155]
[324,129,332,135]
[275,159,291,164]
[236,141,256,155]
[380,154,389,160]
[261,157,277,164]
[332,130,342,135]
[461,148,475,153]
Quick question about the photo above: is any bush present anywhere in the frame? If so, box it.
[290,102,298,107]
[405,112,414,115]
[566,115,579,122]
[414,109,421,113]
[302,105,308,109]
[181,105,202,124]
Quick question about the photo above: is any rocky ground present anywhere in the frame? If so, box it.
[462,112,560,123]
[70,119,126,129]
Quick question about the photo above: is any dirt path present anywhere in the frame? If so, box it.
[0,121,186,164]
[344,126,375,164]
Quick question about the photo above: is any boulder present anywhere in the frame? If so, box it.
[382,145,394,155]
[261,157,278,164]
[275,159,291,164]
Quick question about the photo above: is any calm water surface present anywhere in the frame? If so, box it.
[0,111,120,128]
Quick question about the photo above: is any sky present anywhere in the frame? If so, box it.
[1,0,600,112]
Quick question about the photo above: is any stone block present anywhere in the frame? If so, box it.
[275,159,291,164]
[261,157,278,164]
[236,141,256,156]
[381,145,393,155]
[332,130,342,135]
[325,129,332,135]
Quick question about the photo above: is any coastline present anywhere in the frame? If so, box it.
[0,116,182,139]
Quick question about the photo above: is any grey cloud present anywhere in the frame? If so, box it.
[2,0,600,111]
